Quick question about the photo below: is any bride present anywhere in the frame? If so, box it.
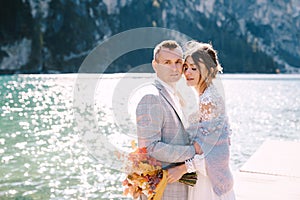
[182,41,235,200]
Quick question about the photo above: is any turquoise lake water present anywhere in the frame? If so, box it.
[1,74,300,199]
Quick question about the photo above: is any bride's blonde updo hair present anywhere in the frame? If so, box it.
[184,41,223,86]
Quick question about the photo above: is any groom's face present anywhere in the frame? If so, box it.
[152,47,183,84]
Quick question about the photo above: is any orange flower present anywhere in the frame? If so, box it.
[122,145,167,200]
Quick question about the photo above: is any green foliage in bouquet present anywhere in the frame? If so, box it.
[179,172,197,187]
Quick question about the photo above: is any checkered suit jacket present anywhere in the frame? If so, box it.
[136,80,195,200]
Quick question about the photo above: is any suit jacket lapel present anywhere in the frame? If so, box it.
[154,80,184,125]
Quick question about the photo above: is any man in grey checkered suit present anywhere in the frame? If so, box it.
[136,40,201,200]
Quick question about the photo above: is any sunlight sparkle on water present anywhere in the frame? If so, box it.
[0,74,299,199]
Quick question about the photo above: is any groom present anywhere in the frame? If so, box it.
[136,40,201,199]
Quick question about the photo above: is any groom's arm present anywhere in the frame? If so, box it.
[136,94,195,163]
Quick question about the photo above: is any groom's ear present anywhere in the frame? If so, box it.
[152,59,158,72]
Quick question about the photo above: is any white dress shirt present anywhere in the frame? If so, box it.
[156,77,187,127]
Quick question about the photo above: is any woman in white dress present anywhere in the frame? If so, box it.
[182,41,235,200]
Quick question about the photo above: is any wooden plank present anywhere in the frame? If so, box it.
[240,140,300,178]
[234,172,300,200]
[234,140,300,199]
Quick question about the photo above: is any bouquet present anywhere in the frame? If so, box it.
[121,142,197,200]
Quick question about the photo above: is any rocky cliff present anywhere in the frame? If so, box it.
[0,0,299,73]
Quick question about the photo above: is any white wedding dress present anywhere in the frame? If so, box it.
[187,155,235,200]
[186,84,235,200]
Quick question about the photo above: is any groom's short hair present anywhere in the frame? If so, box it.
[153,40,183,61]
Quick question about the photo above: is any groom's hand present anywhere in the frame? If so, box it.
[167,164,187,183]
[194,142,203,155]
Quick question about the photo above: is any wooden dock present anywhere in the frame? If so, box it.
[234,140,300,200]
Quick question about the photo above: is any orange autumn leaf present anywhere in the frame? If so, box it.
[131,140,137,149]
[122,146,166,200]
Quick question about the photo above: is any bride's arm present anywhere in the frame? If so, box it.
[180,140,206,176]
[167,141,207,179]
[185,153,208,176]
[183,95,220,176]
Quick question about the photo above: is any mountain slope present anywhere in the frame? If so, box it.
[0,0,299,73]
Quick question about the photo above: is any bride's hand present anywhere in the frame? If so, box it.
[167,165,186,183]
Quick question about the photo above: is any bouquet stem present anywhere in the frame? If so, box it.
[178,172,197,187]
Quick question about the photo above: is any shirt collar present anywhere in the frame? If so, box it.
[155,77,176,95]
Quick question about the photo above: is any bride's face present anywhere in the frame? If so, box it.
[183,56,200,87]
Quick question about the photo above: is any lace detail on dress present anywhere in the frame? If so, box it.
[185,154,207,175]
[199,84,224,122]
[188,111,200,125]
[185,158,196,173]
[188,84,225,135]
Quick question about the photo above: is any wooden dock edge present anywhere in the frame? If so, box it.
[234,140,300,200]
